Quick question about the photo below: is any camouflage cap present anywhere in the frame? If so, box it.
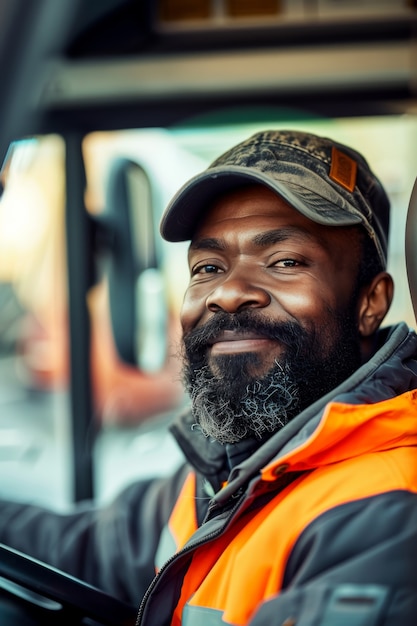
[160,129,390,267]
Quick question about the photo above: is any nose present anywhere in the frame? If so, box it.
[206,276,271,314]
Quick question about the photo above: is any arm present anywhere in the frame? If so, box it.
[0,463,190,605]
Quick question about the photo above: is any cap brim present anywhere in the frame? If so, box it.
[160,165,365,242]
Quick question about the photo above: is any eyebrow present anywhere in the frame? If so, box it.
[252,228,314,246]
[189,237,226,251]
[190,228,314,251]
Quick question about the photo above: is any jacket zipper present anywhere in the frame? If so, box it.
[135,493,245,626]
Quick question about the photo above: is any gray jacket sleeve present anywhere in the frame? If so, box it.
[0,463,190,606]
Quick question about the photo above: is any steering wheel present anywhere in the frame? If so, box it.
[0,543,137,625]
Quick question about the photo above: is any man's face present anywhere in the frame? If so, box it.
[180,185,364,444]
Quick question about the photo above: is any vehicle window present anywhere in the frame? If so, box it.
[0,136,73,509]
[0,113,416,509]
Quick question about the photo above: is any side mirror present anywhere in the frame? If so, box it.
[405,177,417,327]
[93,157,168,372]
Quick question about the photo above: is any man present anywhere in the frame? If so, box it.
[1,129,417,625]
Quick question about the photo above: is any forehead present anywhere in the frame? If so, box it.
[190,184,362,264]
[199,185,292,225]
[193,184,326,240]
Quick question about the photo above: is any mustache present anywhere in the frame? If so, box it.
[182,311,307,356]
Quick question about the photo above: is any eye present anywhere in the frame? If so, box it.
[191,262,223,276]
[272,258,300,268]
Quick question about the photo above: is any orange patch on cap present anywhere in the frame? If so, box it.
[329,146,357,192]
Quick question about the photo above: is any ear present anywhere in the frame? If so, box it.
[358,272,394,337]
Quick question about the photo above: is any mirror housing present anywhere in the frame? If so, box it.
[406,177,417,327]
[93,157,168,371]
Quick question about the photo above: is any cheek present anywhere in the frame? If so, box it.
[180,288,205,333]
[275,281,347,349]
[275,282,330,322]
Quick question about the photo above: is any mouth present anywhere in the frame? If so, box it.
[208,330,280,356]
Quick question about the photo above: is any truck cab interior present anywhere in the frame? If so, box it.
[0,0,416,623]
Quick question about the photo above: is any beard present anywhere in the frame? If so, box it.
[182,308,362,444]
